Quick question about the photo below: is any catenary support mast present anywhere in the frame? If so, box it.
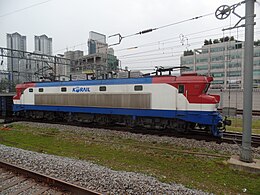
[240,0,255,162]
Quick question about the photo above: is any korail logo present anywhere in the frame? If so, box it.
[72,87,90,93]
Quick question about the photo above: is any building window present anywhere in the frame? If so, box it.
[227,46,235,50]
[253,79,260,84]
[61,87,67,92]
[181,58,194,65]
[39,88,44,92]
[99,86,106,91]
[230,53,242,59]
[253,70,260,76]
[212,80,224,85]
[134,85,143,91]
[228,62,241,68]
[178,85,185,94]
[211,63,224,69]
[212,72,225,78]
[253,60,260,66]
[196,65,208,70]
[227,71,241,77]
[254,51,260,57]
[196,58,208,63]
[210,47,225,53]
[29,88,33,92]
[211,56,224,62]
[202,49,208,54]
[235,43,242,49]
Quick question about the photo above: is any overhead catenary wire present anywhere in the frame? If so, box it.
[117,25,260,55]
[54,24,229,54]
[121,31,260,67]
[58,29,259,67]
[109,12,215,46]
[114,25,237,53]
[53,17,260,54]
[55,28,232,55]
[0,0,53,18]
[123,57,186,66]
[55,12,223,53]
[119,31,260,61]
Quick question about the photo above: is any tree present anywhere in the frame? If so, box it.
[209,39,213,44]
[230,36,235,41]
[224,36,230,42]
[213,39,219,44]
[183,50,194,56]
[204,39,209,45]
[0,78,11,92]
[220,38,224,42]
[254,40,260,46]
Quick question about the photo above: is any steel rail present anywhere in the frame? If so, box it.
[222,131,260,147]
[0,160,101,195]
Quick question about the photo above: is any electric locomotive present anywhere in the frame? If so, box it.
[13,72,230,137]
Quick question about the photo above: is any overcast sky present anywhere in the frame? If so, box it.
[1,0,260,70]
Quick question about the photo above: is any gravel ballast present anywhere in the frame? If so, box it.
[15,122,260,158]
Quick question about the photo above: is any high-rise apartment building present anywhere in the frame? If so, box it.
[34,34,52,55]
[181,39,260,89]
[7,32,26,51]
[6,32,27,85]
[88,31,108,55]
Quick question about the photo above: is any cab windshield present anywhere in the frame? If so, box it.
[202,84,210,94]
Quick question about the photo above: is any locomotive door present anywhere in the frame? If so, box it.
[21,88,26,108]
[177,84,187,111]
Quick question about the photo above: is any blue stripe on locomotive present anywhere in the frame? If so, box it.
[13,104,222,136]
[35,77,153,87]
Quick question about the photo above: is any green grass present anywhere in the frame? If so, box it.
[226,118,260,134]
[0,123,260,194]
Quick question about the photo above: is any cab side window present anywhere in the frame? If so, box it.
[134,85,143,91]
[178,85,184,94]
[99,86,106,91]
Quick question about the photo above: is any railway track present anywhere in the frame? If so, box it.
[217,108,260,116]
[236,109,260,116]
[0,160,100,195]
[2,117,260,147]
[222,131,260,147]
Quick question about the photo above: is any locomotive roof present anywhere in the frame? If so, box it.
[17,75,212,88]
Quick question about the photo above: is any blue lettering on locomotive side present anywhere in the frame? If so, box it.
[72,87,90,93]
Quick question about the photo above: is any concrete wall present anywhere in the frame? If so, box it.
[209,89,260,110]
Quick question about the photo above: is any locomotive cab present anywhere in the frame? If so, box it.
[13,84,26,101]
[176,73,220,105]
[174,73,231,136]
[13,83,35,111]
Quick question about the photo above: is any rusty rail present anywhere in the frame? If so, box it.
[0,160,101,195]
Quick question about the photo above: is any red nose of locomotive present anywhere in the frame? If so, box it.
[209,94,220,103]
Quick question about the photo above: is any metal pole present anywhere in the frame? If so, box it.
[54,56,57,81]
[240,0,255,163]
